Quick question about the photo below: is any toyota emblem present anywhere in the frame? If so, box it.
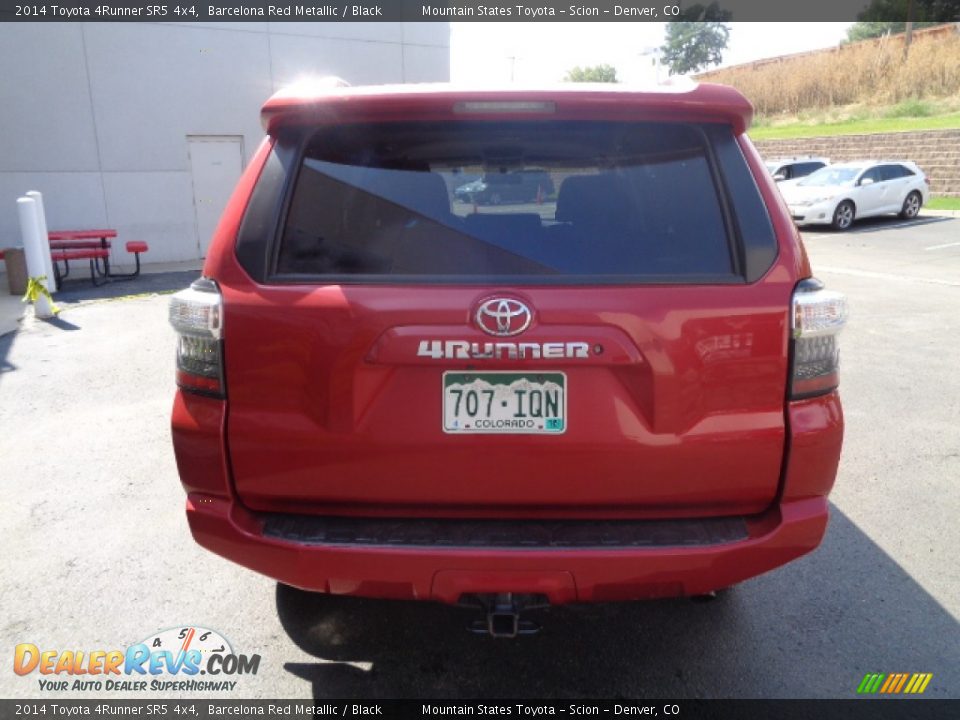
[475,298,533,337]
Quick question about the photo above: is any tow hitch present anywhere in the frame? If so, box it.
[461,593,548,638]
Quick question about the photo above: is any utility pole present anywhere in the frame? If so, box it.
[638,46,662,83]
[904,0,915,59]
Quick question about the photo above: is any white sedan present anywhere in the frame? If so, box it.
[780,161,929,231]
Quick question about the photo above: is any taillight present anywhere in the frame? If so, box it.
[169,278,224,398]
[790,278,848,400]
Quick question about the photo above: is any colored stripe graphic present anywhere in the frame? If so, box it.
[908,673,933,694]
[893,674,909,693]
[857,673,932,694]
[858,673,885,694]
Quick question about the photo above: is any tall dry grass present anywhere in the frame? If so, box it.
[699,27,960,116]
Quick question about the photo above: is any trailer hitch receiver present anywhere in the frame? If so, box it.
[461,593,548,638]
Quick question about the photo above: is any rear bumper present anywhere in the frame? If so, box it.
[175,387,842,604]
[185,493,829,604]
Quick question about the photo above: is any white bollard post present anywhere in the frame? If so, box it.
[26,190,56,294]
[17,197,54,318]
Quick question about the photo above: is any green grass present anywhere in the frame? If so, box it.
[749,112,960,140]
[882,98,935,119]
[927,197,960,211]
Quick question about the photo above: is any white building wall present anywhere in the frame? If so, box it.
[0,22,451,265]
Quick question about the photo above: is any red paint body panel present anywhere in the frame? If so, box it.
[171,84,845,603]
[171,391,232,498]
[221,281,793,516]
[782,392,844,500]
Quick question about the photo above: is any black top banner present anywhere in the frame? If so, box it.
[2,700,959,720]
[1,0,958,23]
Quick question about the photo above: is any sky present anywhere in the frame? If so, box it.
[451,22,853,84]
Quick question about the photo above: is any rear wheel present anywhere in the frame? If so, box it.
[831,200,855,231]
[899,191,922,219]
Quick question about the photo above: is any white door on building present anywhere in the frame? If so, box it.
[188,136,244,257]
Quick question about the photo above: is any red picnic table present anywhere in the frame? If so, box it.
[47,229,148,289]
[48,228,117,244]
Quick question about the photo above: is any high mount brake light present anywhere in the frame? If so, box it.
[790,278,848,400]
[453,101,557,114]
[169,278,225,398]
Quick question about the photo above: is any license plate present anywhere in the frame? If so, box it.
[443,372,566,434]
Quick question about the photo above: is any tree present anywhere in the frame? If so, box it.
[849,0,959,35]
[660,3,732,76]
[563,64,619,83]
[847,22,904,41]
[845,20,942,42]
[845,0,955,58]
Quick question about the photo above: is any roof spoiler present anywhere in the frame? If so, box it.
[260,82,754,135]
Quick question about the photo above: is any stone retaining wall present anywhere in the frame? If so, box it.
[753,129,960,197]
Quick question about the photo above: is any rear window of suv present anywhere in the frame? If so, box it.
[248,121,776,284]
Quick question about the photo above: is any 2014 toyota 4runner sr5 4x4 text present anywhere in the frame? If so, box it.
[170,82,847,636]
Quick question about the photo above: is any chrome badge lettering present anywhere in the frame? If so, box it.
[417,341,589,360]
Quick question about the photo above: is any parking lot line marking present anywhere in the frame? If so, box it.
[803,217,950,237]
[816,266,960,287]
[924,241,960,251]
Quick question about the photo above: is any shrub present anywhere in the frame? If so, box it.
[698,27,960,116]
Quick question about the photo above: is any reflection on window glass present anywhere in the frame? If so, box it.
[277,122,734,279]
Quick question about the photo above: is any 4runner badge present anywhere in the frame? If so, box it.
[417,340,590,360]
[476,298,532,337]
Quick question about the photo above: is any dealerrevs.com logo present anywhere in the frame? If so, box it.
[14,626,260,693]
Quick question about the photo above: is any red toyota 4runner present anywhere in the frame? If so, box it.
[170,83,847,636]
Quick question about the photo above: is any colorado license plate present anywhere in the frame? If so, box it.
[442,372,566,434]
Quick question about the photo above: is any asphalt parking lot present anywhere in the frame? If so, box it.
[1,215,957,700]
